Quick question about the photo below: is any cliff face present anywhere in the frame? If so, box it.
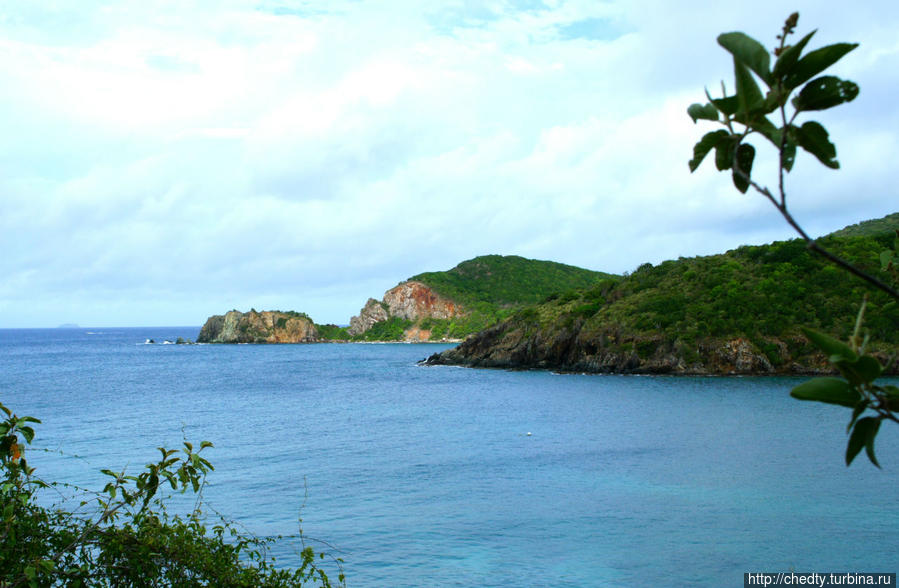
[383,281,461,320]
[197,310,318,343]
[348,280,463,339]
[347,299,389,337]
[422,315,870,375]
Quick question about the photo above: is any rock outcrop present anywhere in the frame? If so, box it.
[382,281,461,321]
[197,310,318,343]
[347,280,463,339]
[421,316,886,375]
[347,299,389,336]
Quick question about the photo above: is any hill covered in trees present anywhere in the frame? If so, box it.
[425,214,899,374]
[347,255,617,341]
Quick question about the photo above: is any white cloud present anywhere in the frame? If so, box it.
[1,0,898,327]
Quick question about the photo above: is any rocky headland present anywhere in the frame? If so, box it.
[420,318,869,375]
[197,310,318,343]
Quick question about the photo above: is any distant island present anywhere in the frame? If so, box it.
[196,213,899,376]
[57,323,80,329]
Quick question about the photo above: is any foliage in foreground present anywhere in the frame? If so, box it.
[688,12,899,466]
[0,402,343,587]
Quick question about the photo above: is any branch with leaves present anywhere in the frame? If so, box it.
[687,13,899,467]
[1,401,344,586]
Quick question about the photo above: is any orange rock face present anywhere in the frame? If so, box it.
[383,281,461,321]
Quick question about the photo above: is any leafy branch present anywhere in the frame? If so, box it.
[1,401,343,586]
[688,13,899,467]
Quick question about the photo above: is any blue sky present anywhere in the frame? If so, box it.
[2,0,898,327]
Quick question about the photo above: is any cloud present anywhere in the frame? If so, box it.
[1,0,898,327]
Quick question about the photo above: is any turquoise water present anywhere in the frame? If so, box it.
[2,328,897,586]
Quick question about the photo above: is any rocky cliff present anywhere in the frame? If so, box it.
[347,299,389,337]
[197,310,318,343]
[348,280,463,338]
[422,314,896,375]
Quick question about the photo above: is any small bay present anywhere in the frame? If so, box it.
[2,328,897,587]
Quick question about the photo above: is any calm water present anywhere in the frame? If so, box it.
[2,327,897,586]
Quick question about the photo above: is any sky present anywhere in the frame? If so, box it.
[2,0,898,328]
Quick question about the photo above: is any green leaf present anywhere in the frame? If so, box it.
[714,135,738,171]
[732,143,755,193]
[801,326,857,362]
[854,355,883,384]
[773,30,817,78]
[718,32,772,86]
[781,139,797,172]
[687,103,719,123]
[846,417,880,467]
[847,399,869,432]
[863,421,882,468]
[751,116,782,146]
[19,426,35,444]
[884,385,899,412]
[710,95,739,116]
[790,377,859,408]
[689,130,729,172]
[733,59,764,120]
[762,87,785,113]
[792,121,839,169]
[792,76,859,112]
[785,42,859,89]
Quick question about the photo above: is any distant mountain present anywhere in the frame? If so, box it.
[347,255,617,341]
[56,323,80,329]
[425,213,899,375]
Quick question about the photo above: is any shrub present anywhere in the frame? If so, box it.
[0,402,343,587]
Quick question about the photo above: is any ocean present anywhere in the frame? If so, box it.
[2,327,897,586]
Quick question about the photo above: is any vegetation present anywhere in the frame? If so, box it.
[475,218,898,358]
[586,230,899,346]
[411,255,616,308]
[0,402,343,586]
[314,324,350,341]
[687,13,899,466]
[830,213,899,238]
[352,317,414,342]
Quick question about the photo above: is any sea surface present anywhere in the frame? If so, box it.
[1,327,897,586]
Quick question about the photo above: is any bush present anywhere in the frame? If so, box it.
[0,402,343,587]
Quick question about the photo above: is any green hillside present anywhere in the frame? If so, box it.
[829,212,899,238]
[384,255,617,341]
[428,214,899,373]
[412,254,616,307]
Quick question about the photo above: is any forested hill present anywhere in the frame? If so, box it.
[410,255,616,308]
[425,214,899,375]
[348,255,617,342]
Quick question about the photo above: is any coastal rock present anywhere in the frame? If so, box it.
[383,281,461,321]
[421,315,854,376]
[197,310,317,343]
[348,281,463,337]
[347,299,389,336]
